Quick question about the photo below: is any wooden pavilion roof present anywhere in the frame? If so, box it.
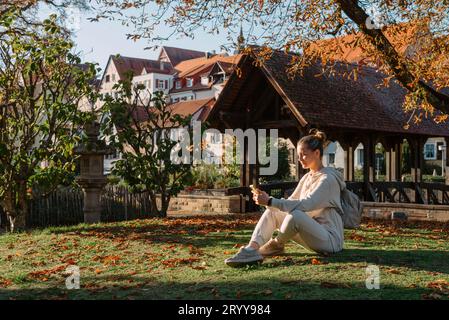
[207,50,449,138]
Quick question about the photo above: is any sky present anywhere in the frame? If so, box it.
[37,3,235,71]
[71,12,233,72]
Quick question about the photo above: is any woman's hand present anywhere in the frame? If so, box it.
[252,190,270,206]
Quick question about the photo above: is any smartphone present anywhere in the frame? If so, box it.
[250,184,260,194]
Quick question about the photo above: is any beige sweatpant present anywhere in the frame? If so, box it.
[250,207,334,254]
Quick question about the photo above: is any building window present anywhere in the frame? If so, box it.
[165,80,168,89]
[175,81,181,89]
[424,143,436,160]
[328,153,335,165]
[173,97,179,103]
[186,78,193,87]
[112,74,116,82]
[156,79,164,89]
[201,76,209,85]
[357,149,364,166]
[105,75,110,83]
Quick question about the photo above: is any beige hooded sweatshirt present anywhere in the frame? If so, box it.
[269,166,345,252]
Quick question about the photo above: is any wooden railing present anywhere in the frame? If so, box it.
[229,180,449,212]
[1,181,448,229]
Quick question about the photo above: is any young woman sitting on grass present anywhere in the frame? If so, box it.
[225,130,345,267]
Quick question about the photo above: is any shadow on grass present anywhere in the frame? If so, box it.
[37,214,259,247]
[0,275,432,300]
[273,248,449,275]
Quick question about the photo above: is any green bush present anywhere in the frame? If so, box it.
[423,175,446,183]
[423,163,444,175]
[400,174,445,183]
[189,163,221,189]
[401,141,411,174]
[354,168,364,182]
[187,162,240,189]
[259,139,292,183]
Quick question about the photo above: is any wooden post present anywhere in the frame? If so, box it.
[445,137,449,184]
[294,146,300,181]
[240,140,247,187]
[395,140,402,181]
[251,130,259,188]
[384,138,397,182]
[410,137,425,203]
[410,137,423,183]
[385,147,391,182]
[418,137,424,183]
[363,135,375,201]
[340,139,354,182]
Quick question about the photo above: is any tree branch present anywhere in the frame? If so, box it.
[336,0,449,114]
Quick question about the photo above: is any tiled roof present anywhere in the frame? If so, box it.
[117,98,215,129]
[262,50,449,136]
[175,54,242,77]
[110,55,173,80]
[161,46,206,67]
[169,98,215,121]
[210,50,449,137]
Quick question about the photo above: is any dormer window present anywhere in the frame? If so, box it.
[175,80,181,89]
[186,78,193,87]
[201,76,209,86]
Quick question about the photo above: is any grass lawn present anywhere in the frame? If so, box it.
[1,213,449,300]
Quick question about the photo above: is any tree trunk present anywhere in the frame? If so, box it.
[5,212,27,233]
[148,191,160,217]
[160,194,170,218]
[2,184,28,232]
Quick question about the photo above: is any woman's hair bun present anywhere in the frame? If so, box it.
[309,128,326,142]
[299,128,327,157]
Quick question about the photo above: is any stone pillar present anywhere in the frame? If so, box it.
[82,184,105,223]
[74,122,109,223]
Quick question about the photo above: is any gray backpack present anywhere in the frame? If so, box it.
[338,188,363,229]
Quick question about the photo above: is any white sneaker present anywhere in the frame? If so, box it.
[224,247,263,267]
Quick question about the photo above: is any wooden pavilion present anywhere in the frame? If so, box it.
[206,50,449,209]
